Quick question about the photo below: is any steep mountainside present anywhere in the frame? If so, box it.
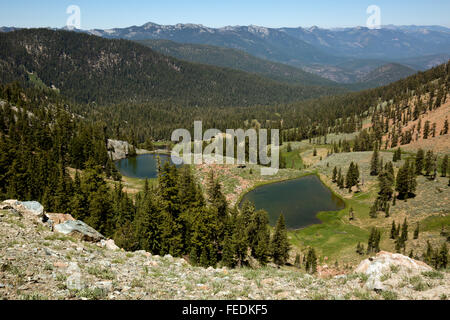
[136,39,340,87]
[357,63,417,89]
[0,29,343,106]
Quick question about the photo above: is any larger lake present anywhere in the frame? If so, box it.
[240,175,345,229]
[115,154,180,179]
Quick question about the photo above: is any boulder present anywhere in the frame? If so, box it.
[107,139,150,161]
[45,213,75,226]
[355,251,433,291]
[1,200,44,217]
[55,220,105,242]
[94,281,113,294]
[20,201,44,216]
[100,239,120,251]
[66,262,85,291]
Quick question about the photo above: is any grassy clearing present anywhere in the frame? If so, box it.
[290,208,369,263]
[420,215,450,232]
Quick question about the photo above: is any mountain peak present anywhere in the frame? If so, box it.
[142,22,160,29]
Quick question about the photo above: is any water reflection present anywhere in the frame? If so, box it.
[240,175,345,229]
[115,154,180,179]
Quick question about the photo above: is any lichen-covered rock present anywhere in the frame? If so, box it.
[1,200,44,218]
[45,213,75,226]
[20,201,44,216]
[355,251,433,291]
[100,239,120,251]
[55,220,105,242]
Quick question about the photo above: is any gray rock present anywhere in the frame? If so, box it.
[66,263,85,291]
[20,201,44,216]
[107,139,150,161]
[44,248,58,257]
[95,281,113,294]
[55,220,105,242]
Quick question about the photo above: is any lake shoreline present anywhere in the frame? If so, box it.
[239,173,346,230]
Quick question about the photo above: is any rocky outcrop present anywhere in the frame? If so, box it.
[1,200,44,217]
[45,213,75,226]
[100,239,120,251]
[54,220,105,242]
[1,200,449,300]
[355,251,433,291]
[107,139,150,161]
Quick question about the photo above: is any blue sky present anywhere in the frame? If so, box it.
[1,0,449,29]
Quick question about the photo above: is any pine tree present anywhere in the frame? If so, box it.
[443,118,449,135]
[395,218,409,251]
[396,160,414,199]
[199,248,210,268]
[294,253,301,268]
[305,247,317,274]
[415,149,425,175]
[424,241,433,265]
[385,203,390,218]
[378,167,394,202]
[345,162,355,192]
[390,221,397,239]
[413,223,420,240]
[393,148,402,162]
[271,214,290,265]
[441,155,448,177]
[438,243,448,269]
[332,166,338,183]
[423,120,430,139]
[337,168,344,189]
[369,203,378,219]
[424,150,435,176]
[247,209,271,265]
[222,231,235,268]
[367,228,381,254]
[370,143,380,176]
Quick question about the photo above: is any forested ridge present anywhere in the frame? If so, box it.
[88,61,450,144]
[136,39,342,87]
[0,29,344,106]
[0,83,292,268]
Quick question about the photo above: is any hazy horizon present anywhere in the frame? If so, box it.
[1,0,449,30]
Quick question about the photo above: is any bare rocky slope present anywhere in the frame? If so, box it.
[1,200,449,300]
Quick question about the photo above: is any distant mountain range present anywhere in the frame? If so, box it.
[80,23,450,84]
[0,29,345,106]
[1,23,449,86]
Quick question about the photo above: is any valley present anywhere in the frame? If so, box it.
[0,14,449,302]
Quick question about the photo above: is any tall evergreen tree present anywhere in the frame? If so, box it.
[370,142,380,176]
[305,247,317,274]
[271,214,290,265]
[441,155,448,177]
[415,149,425,175]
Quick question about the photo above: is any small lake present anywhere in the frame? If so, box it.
[240,175,345,230]
[115,154,180,179]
